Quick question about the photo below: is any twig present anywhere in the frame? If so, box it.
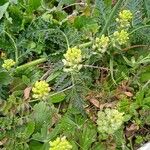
[62,3,86,10]
[83,65,110,71]
[122,45,149,51]
[49,84,75,97]
[40,67,53,80]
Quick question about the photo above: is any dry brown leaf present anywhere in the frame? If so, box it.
[89,98,100,108]
[99,101,117,110]
[125,123,139,138]
[124,91,133,97]
[24,87,32,100]
[0,138,7,146]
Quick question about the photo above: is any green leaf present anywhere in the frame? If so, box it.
[92,143,106,150]
[0,70,12,85]
[9,0,18,4]
[57,0,76,5]
[32,102,52,130]
[27,0,42,13]
[74,16,99,33]
[0,2,9,20]
[22,75,30,85]
[24,121,35,139]
[144,0,150,18]
[32,123,48,142]
[46,71,60,82]
[29,140,44,150]
[143,97,150,106]
[79,122,97,150]
[136,90,144,106]
[140,72,150,82]
[49,92,66,103]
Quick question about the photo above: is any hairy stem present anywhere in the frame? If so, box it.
[16,58,47,72]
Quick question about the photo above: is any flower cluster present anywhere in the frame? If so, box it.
[62,47,82,72]
[97,108,124,137]
[93,35,110,53]
[2,59,16,70]
[113,30,129,45]
[49,136,72,150]
[32,80,50,99]
[113,10,132,46]
[116,10,133,29]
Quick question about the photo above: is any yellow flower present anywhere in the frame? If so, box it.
[62,47,82,72]
[93,35,110,53]
[119,10,133,22]
[32,80,50,99]
[116,10,133,28]
[49,136,72,150]
[2,59,16,70]
[113,30,129,45]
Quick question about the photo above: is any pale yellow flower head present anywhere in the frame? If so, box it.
[2,59,16,70]
[113,30,129,45]
[49,136,72,150]
[116,10,133,28]
[62,47,82,72]
[93,35,110,53]
[32,80,50,99]
[119,10,133,22]
[97,108,124,135]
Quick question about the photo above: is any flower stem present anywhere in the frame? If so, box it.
[3,31,18,63]
[129,25,150,35]
[16,58,47,72]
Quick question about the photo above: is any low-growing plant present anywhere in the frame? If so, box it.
[0,0,150,150]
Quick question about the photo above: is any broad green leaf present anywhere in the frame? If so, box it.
[32,124,61,142]
[74,16,99,33]
[22,75,30,85]
[32,124,49,142]
[27,0,42,13]
[49,92,66,103]
[140,72,150,82]
[24,121,35,139]
[0,0,7,5]
[0,2,9,20]
[32,102,52,130]
[29,140,44,150]
[79,122,97,150]
[0,70,12,85]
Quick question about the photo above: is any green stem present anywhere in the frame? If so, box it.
[129,25,150,35]
[16,58,47,72]
[59,30,70,48]
[79,41,92,48]
[3,31,18,63]
[100,0,123,36]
